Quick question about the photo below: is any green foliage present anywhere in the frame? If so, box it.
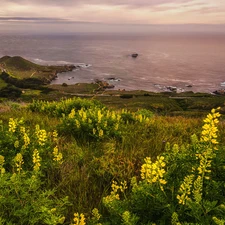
[29,98,104,117]
[59,107,122,140]
[0,172,69,225]
[2,96,225,224]
[0,85,22,98]
[0,118,69,224]
[29,98,152,141]
[100,108,225,224]
[0,118,62,171]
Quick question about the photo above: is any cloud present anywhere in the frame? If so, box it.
[0,17,68,22]
[0,0,200,8]
[0,0,225,30]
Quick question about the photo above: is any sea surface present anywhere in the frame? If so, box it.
[0,33,225,93]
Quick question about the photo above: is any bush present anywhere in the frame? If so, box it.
[0,85,22,98]
[29,98,105,117]
[120,94,133,99]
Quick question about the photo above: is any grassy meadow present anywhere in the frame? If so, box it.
[0,97,225,224]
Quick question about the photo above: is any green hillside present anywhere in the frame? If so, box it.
[0,55,75,82]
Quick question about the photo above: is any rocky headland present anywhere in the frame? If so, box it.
[0,56,76,88]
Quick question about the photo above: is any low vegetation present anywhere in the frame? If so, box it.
[0,97,225,224]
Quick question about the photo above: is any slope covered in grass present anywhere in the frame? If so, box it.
[0,55,75,83]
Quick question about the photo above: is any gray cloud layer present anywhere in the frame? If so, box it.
[0,0,196,7]
[0,17,67,22]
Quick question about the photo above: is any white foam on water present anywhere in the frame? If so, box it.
[32,58,74,65]
[32,58,92,68]
[74,63,92,68]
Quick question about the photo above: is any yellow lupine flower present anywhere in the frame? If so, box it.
[33,149,41,172]
[91,208,101,223]
[22,132,30,149]
[97,110,103,123]
[53,130,58,142]
[98,129,104,137]
[75,119,80,129]
[9,118,17,133]
[71,213,86,225]
[201,107,220,146]
[69,109,75,118]
[53,146,63,164]
[35,125,47,146]
[141,156,167,185]
[0,155,5,176]
[177,174,194,205]
[14,153,24,173]
[14,140,20,148]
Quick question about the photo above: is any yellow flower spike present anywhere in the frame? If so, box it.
[211,108,215,114]
[71,212,86,225]
[141,156,167,185]
[33,149,41,172]
[69,109,75,118]
[201,108,220,149]
[98,129,104,137]
[14,153,24,173]
[53,130,58,142]
[9,118,17,133]
[0,155,5,176]
[177,174,194,205]
[92,208,101,222]
[53,146,63,164]
[35,125,47,146]
[75,119,80,129]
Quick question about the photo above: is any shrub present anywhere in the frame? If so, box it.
[58,107,122,141]
[29,98,104,117]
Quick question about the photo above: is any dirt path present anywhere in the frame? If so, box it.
[30,71,36,77]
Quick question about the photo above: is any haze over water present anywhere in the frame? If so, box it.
[0,32,225,93]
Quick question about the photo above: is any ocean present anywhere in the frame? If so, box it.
[0,32,225,93]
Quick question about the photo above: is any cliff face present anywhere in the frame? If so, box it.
[0,56,76,87]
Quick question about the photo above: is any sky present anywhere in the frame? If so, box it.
[0,0,225,34]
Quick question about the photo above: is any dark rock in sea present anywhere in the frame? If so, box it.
[185,84,192,88]
[131,53,138,58]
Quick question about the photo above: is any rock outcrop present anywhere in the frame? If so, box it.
[131,53,138,58]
